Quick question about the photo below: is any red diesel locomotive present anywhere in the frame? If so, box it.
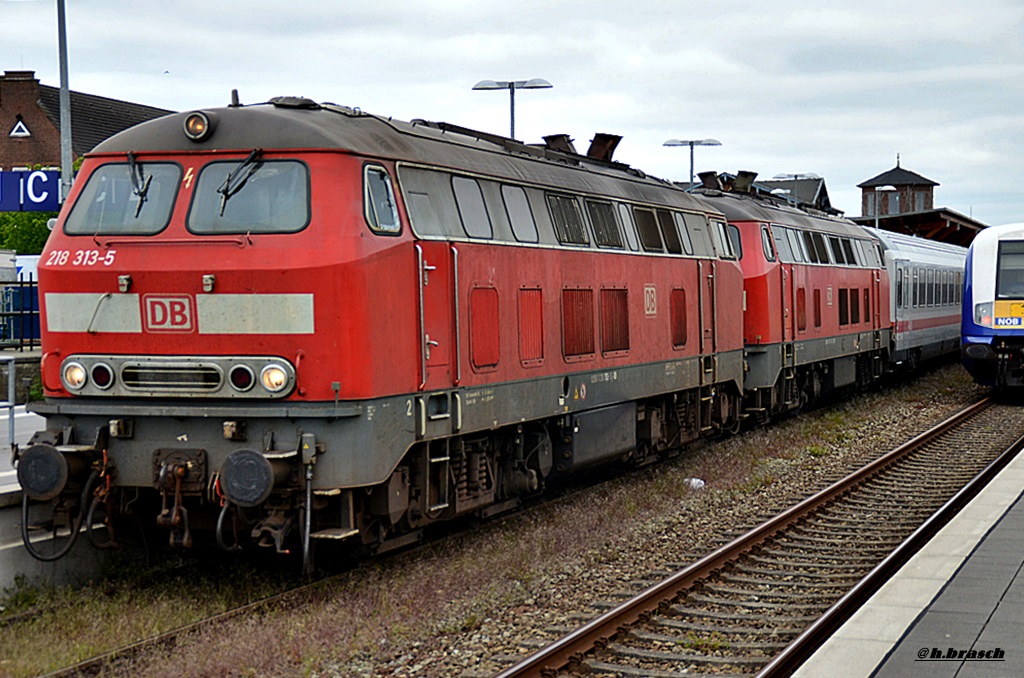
[17,97,747,568]
[16,96,964,570]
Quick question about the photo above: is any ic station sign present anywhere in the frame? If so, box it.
[0,170,61,212]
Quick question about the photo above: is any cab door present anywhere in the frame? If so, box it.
[416,241,457,391]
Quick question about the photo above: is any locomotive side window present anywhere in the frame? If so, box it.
[770,225,792,261]
[682,213,714,257]
[810,232,830,264]
[617,204,640,251]
[399,167,458,237]
[850,289,860,323]
[65,162,181,235]
[586,200,624,249]
[452,176,493,239]
[633,208,664,252]
[864,287,870,320]
[672,213,694,255]
[502,185,539,243]
[712,220,737,259]
[802,232,820,263]
[789,229,809,263]
[363,166,401,234]
[829,236,846,265]
[547,194,589,246]
[189,159,310,234]
[761,226,776,262]
[657,210,683,254]
[841,239,858,266]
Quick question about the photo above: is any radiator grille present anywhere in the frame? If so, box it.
[121,364,222,391]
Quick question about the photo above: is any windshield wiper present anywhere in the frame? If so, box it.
[126,151,152,218]
[217,148,263,216]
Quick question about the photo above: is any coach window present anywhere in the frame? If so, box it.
[547,194,589,246]
[362,165,401,235]
[926,269,934,306]
[586,200,624,249]
[673,213,695,255]
[657,210,684,254]
[617,204,640,251]
[453,177,493,239]
[502,185,538,243]
[761,226,776,262]
[633,207,664,252]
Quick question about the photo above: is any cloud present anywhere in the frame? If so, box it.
[2,0,1022,224]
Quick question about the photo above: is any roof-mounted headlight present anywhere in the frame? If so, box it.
[183,111,217,142]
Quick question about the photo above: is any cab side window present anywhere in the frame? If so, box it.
[364,165,401,234]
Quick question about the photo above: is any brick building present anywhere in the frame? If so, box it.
[0,69,171,172]
[857,160,938,218]
[853,160,985,247]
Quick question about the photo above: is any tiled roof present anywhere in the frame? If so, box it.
[858,165,938,188]
[36,85,173,156]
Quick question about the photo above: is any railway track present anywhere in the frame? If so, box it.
[496,396,1024,677]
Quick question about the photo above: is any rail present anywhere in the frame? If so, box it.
[496,397,1009,677]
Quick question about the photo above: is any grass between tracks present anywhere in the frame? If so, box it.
[0,363,979,677]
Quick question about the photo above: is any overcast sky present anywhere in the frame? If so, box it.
[4,0,1023,226]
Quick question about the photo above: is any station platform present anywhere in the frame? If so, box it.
[794,446,1024,677]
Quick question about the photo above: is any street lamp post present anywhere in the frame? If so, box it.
[663,138,722,187]
[57,0,73,202]
[472,78,552,139]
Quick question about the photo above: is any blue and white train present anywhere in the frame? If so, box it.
[961,223,1024,386]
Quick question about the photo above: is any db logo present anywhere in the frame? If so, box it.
[644,285,657,317]
[143,295,194,332]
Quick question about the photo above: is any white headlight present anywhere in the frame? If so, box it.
[63,362,87,390]
[260,365,288,392]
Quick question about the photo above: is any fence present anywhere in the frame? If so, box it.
[0,276,39,350]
